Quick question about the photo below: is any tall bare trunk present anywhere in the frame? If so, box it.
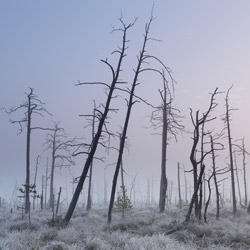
[177,162,182,209]
[25,95,31,214]
[234,151,242,206]
[225,87,237,214]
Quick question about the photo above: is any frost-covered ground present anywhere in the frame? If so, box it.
[1,204,250,250]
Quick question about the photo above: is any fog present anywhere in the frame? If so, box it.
[1,0,250,209]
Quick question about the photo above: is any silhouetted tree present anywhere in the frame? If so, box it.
[33,155,40,210]
[44,122,74,209]
[186,88,218,222]
[149,71,183,213]
[177,162,182,209]
[63,18,135,223]
[4,87,51,213]
[223,85,237,214]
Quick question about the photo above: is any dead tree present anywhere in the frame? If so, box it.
[63,18,135,223]
[33,155,40,210]
[45,158,49,208]
[44,122,74,209]
[234,150,242,206]
[186,88,218,221]
[151,74,183,213]
[209,134,225,220]
[148,70,183,213]
[177,162,182,209]
[4,87,51,213]
[223,86,237,214]
[107,14,179,222]
[204,170,213,223]
[107,16,154,223]
[186,164,205,222]
[56,187,62,216]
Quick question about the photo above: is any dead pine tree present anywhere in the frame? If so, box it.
[108,15,154,223]
[44,122,75,209]
[4,87,51,213]
[149,71,183,213]
[186,88,219,222]
[107,13,179,222]
[222,85,237,214]
[33,155,40,210]
[234,150,242,206]
[63,18,136,223]
[177,162,182,209]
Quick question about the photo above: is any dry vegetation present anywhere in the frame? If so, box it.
[1,203,250,250]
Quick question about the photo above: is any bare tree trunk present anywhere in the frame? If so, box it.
[177,162,182,209]
[56,187,62,216]
[234,151,242,206]
[203,173,206,207]
[225,86,237,214]
[159,78,168,212]
[198,122,205,220]
[41,175,44,210]
[204,175,212,223]
[33,155,40,210]
[25,95,31,214]
[186,164,205,223]
[45,158,49,208]
[184,166,188,203]
[120,158,126,218]
[211,136,220,219]
[242,138,248,207]
[49,131,56,208]
[86,162,93,211]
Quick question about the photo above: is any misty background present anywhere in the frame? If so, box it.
[1,0,250,207]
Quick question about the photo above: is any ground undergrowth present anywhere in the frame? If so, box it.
[1,204,250,250]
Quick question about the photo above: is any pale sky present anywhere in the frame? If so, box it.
[1,1,250,205]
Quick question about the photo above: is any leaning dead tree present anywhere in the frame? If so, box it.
[107,14,182,222]
[63,18,135,223]
[222,85,237,214]
[150,71,183,213]
[4,87,51,213]
[44,122,74,209]
[186,88,219,222]
[107,16,153,223]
